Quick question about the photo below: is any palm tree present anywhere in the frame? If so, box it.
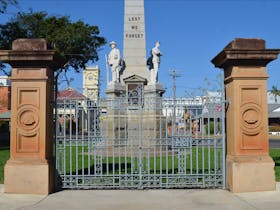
[271,85,280,103]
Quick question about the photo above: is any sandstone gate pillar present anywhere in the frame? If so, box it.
[212,38,279,192]
[0,39,63,194]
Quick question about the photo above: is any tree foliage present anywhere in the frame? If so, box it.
[271,85,280,103]
[0,0,17,13]
[0,11,106,74]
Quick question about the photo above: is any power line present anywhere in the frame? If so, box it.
[169,69,182,130]
[169,69,182,101]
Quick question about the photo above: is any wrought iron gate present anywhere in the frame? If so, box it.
[55,93,226,189]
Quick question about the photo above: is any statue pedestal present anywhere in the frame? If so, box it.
[144,83,165,96]
[141,83,166,147]
[105,82,126,99]
[104,81,167,151]
[104,82,126,146]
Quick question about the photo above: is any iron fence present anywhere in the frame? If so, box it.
[55,95,226,189]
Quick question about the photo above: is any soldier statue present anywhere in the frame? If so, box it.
[147,41,162,84]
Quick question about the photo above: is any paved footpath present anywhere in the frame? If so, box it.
[1,184,280,210]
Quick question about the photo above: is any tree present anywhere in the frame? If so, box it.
[0,0,17,13]
[271,85,280,103]
[0,11,106,76]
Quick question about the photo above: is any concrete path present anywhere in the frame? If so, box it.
[1,184,280,210]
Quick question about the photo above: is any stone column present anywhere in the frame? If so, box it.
[123,0,148,81]
[212,38,279,192]
[0,39,63,194]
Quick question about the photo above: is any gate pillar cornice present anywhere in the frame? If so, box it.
[212,38,280,193]
[0,39,65,194]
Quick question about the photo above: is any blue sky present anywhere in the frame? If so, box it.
[1,0,280,97]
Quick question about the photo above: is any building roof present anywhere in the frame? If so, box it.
[268,104,280,118]
[57,87,86,100]
[199,103,223,119]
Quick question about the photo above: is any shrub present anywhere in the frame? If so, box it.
[0,121,9,133]
[269,126,280,132]
[205,121,221,135]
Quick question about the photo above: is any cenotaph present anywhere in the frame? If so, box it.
[106,0,165,95]
[105,0,165,147]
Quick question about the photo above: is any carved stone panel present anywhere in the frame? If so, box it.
[18,88,39,108]
[240,102,262,135]
[127,83,143,107]
[241,87,260,105]
[15,88,40,154]
[17,133,39,153]
[17,105,39,131]
[240,86,264,151]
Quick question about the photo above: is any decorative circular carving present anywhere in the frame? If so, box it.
[87,73,93,81]
[240,102,262,135]
[17,105,39,131]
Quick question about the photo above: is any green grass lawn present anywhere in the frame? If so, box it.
[57,145,222,175]
[269,149,280,181]
[1,139,280,183]
[0,135,10,183]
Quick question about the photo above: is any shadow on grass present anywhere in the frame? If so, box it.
[63,161,210,176]
[67,162,132,175]
[0,132,10,150]
[272,157,280,166]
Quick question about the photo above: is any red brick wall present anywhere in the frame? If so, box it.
[0,86,10,114]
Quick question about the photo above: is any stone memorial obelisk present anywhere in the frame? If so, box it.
[122,0,149,81]
[122,0,165,99]
[106,0,165,100]
[105,0,166,148]
[123,0,165,147]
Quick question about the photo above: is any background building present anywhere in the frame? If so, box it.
[56,87,86,135]
[0,76,11,132]
[83,66,99,101]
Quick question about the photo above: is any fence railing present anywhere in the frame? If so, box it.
[55,96,226,189]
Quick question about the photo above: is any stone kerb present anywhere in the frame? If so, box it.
[212,38,280,193]
[0,39,64,195]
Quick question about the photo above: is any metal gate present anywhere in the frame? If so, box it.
[55,92,226,189]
